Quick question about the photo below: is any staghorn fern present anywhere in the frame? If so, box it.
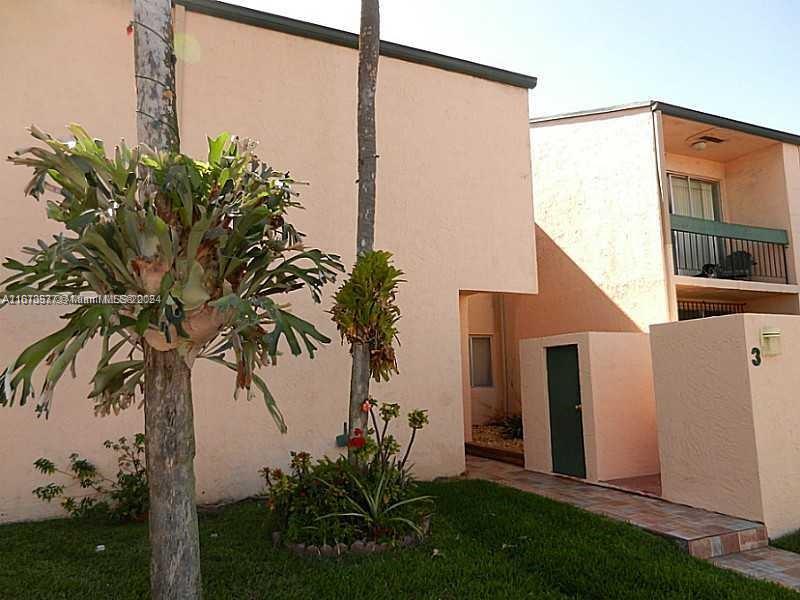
[1,125,343,430]
[331,250,403,382]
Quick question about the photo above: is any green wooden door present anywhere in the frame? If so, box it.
[546,345,586,478]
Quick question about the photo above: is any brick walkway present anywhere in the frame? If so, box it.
[466,456,800,591]
[713,548,800,590]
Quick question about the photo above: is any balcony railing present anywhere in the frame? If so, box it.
[671,214,790,284]
[677,300,745,320]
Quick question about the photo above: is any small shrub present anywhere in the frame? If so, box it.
[262,401,432,547]
[32,434,148,522]
[493,414,523,440]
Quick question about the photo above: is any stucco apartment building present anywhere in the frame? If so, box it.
[0,0,539,522]
[465,100,800,431]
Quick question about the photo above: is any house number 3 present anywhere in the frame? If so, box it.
[751,347,762,366]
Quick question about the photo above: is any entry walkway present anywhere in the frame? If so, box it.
[466,456,800,591]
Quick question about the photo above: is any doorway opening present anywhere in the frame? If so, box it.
[460,292,523,465]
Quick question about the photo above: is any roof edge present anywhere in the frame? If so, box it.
[530,100,800,146]
[652,101,800,146]
[176,0,538,90]
[529,101,652,124]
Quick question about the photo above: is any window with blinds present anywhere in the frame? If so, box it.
[668,174,721,221]
[469,336,493,388]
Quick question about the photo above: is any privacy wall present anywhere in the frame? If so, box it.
[651,313,800,537]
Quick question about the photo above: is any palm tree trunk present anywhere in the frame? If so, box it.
[133,1,200,598]
[143,345,201,600]
[349,0,380,457]
[133,0,179,151]
[355,0,379,257]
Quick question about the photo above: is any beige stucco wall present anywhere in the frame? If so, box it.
[0,0,536,522]
[517,110,670,339]
[500,110,669,415]
[651,313,800,537]
[745,314,800,537]
[520,332,659,482]
[743,293,800,315]
[726,144,789,229]
[587,332,659,481]
[665,152,726,183]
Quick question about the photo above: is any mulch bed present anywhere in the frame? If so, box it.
[471,425,523,452]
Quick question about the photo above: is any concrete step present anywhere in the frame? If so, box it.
[680,525,768,559]
[712,547,800,591]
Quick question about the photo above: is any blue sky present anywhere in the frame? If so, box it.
[234,0,799,133]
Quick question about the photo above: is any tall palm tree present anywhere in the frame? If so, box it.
[349,0,381,454]
[131,2,198,597]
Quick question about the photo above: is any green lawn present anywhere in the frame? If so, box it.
[0,478,795,599]
[774,531,800,555]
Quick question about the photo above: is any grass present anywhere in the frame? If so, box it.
[774,531,800,555]
[0,478,796,599]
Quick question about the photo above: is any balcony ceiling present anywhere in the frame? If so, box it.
[662,115,778,163]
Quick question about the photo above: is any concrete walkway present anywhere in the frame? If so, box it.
[466,456,800,591]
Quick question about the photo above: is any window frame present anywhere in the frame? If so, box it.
[468,335,494,388]
[667,172,724,222]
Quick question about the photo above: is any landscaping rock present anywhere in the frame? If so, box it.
[283,535,424,559]
[271,531,282,548]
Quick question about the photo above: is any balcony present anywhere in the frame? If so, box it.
[671,214,789,284]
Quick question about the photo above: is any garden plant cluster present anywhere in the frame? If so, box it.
[262,399,432,555]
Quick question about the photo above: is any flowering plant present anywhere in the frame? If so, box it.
[262,401,432,547]
[347,428,366,449]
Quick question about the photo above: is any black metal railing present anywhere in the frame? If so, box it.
[677,300,745,321]
[670,216,790,284]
